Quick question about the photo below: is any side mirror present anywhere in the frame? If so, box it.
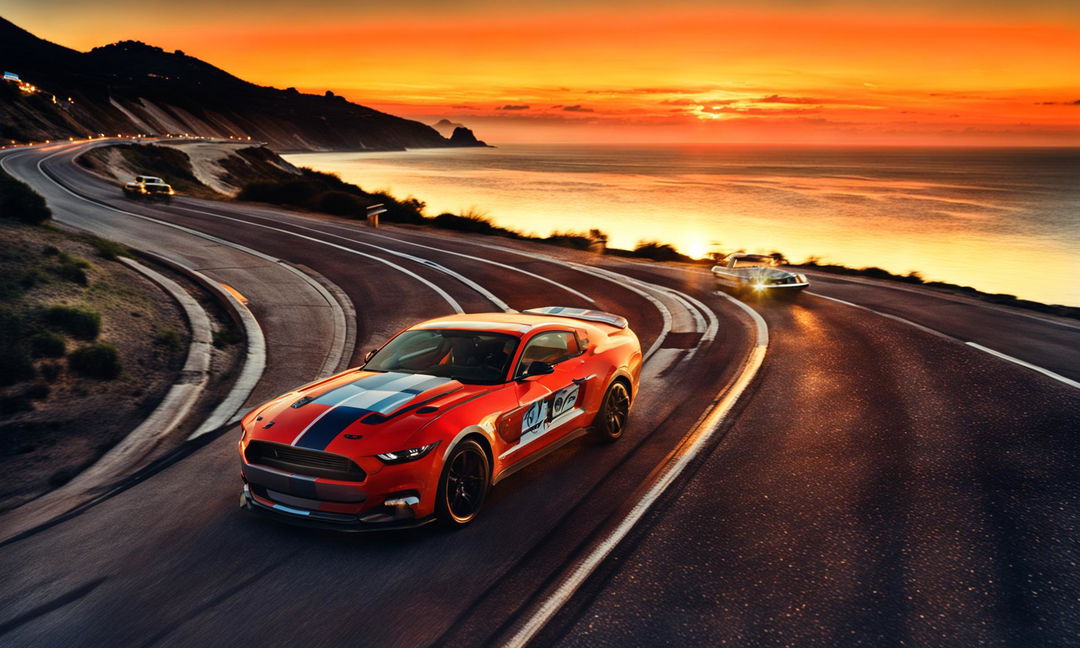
[518,361,554,380]
[363,348,377,363]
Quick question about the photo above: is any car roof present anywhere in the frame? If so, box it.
[411,312,592,336]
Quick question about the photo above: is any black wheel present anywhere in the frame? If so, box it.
[436,439,490,527]
[593,380,631,443]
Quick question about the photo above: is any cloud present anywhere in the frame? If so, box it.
[497,104,531,111]
[562,105,594,112]
[699,105,822,116]
[585,85,723,96]
[756,94,825,105]
[1034,100,1080,105]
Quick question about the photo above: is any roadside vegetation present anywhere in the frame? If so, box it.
[0,168,190,510]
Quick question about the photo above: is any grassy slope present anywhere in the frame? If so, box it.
[0,182,190,511]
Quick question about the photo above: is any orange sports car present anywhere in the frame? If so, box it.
[238,307,642,530]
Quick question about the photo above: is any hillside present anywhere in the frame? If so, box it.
[0,18,483,151]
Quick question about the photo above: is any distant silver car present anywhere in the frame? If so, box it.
[712,253,809,299]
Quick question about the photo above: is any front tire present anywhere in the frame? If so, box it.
[436,439,491,527]
[592,380,631,443]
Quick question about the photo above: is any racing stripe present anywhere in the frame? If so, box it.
[310,371,411,406]
[291,373,453,449]
[293,405,370,450]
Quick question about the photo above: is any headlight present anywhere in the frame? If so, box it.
[376,442,440,464]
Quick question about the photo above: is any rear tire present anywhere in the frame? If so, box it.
[592,380,631,443]
[435,439,490,528]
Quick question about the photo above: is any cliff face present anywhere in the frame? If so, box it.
[449,126,488,147]
[0,19,473,151]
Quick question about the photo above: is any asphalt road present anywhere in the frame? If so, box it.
[0,141,1076,647]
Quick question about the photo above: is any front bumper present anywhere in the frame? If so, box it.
[240,483,436,532]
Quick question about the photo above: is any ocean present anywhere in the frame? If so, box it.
[284,145,1080,307]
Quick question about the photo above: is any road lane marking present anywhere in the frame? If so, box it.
[168,205,483,313]
[219,283,248,304]
[172,204,511,312]
[808,292,953,340]
[810,291,1079,391]
[806,271,1080,332]
[27,146,466,315]
[965,342,1080,390]
[222,210,596,304]
[503,289,767,648]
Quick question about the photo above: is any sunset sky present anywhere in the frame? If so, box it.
[5,1,1079,144]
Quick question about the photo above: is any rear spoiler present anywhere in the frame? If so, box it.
[522,306,628,330]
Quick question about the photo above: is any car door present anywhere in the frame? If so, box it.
[496,330,588,464]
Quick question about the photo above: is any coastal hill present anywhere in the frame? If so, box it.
[0,18,485,151]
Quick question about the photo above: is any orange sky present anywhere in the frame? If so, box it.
[5,2,1080,144]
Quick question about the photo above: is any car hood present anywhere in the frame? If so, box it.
[245,370,486,455]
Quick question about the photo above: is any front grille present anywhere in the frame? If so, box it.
[245,441,366,482]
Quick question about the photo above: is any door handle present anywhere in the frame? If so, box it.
[572,374,595,385]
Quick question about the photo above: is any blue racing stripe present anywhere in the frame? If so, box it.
[294,405,370,450]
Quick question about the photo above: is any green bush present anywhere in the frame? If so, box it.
[212,324,243,348]
[631,241,692,263]
[68,343,122,379]
[89,237,130,261]
[0,171,51,225]
[154,328,182,351]
[315,191,365,217]
[0,266,48,300]
[43,305,101,340]
[29,330,66,358]
[51,253,90,285]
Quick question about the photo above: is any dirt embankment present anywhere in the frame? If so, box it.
[79,141,300,198]
[0,222,186,511]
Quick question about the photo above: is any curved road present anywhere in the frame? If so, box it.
[0,141,1076,647]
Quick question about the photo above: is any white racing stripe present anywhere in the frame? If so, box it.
[809,291,1079,391]
[503,289,768,648]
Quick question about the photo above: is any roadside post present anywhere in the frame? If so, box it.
[366,203,386,228]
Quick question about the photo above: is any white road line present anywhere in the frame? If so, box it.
[229,210,596,304]
[172,204,511,312]
[504,290,767,648]
[806,271,1080,332]
[809,291,1079,391]
[965,342,1080,390]
[28,148,465,314]
[809,292,953,340]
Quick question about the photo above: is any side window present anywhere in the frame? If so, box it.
[516,331,580,375]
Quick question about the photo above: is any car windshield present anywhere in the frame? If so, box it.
[733,256,776,268]
[363,329,519,385]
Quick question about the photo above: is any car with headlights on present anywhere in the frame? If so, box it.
[238,307,642,530]
[712,253,809,299]
[122,175,175,202]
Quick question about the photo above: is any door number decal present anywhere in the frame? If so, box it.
[521,384,580,438]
